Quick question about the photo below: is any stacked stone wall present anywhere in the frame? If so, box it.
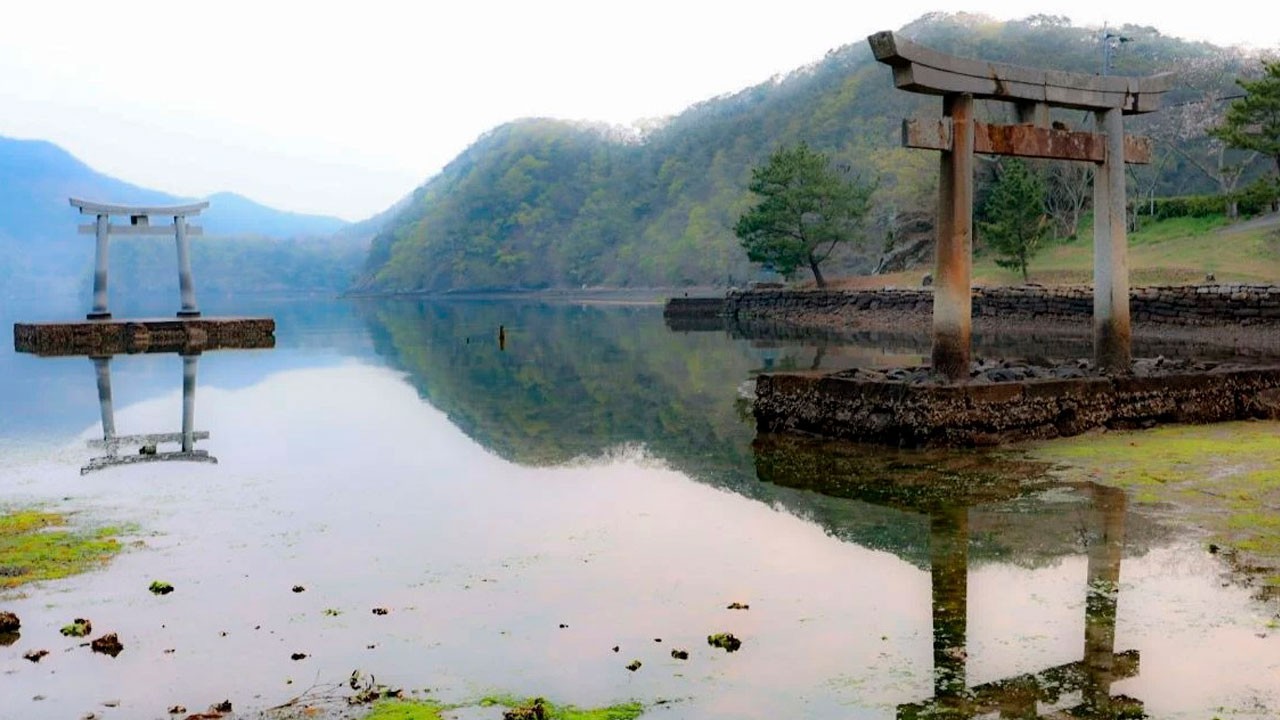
[711,284,1280,326]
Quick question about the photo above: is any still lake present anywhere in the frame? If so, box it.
[1,297,1278,719]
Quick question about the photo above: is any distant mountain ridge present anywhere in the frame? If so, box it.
[0,136,349,240]
[0,136,355,299]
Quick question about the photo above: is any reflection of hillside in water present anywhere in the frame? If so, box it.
[360,299,1163,570]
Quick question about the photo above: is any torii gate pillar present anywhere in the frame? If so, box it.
[933,94,975,380]
[1094,108,1132,370]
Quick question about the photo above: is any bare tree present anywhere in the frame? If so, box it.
[1043,161,1093,238]
[1146,49,1266,217]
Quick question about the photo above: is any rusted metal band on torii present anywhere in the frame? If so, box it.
[903,118,1153,164]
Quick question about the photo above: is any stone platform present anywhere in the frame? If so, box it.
[754,361,1280,447]
[13,317,275,356]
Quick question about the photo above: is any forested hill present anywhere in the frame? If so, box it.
[353,13,1268,294]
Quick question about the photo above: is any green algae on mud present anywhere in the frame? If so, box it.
[478,695,646,720]
[363,698,448,720]
[0,509,125,590]
[1022,421,1280,587]
[364,696,645,720]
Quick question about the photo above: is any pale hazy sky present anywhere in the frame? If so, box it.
[1,1,1274,221]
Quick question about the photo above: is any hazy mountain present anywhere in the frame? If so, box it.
[0,136,354,299]
[353,13,1270,294]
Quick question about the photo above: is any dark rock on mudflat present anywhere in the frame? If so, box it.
[61,618,92,637]
[671,649,689,660]
[707,632,742,652]
[0,611,18,633]
[503,697,548,720]
[90,633,123,657]
[23,649,48,662]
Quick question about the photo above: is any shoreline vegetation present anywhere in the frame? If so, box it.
[0,509,126,593]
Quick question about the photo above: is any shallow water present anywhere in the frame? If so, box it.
[1,298,1278,719]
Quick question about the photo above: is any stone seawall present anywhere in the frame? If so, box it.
[755,366,1280,447]
[14,317,276,356]
[662,297,727,318]
[721,284,1280,326]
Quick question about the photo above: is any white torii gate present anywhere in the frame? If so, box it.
[70,198,210,320]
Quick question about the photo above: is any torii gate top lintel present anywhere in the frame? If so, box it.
[868,31,1173,115]
[70,197,210,217]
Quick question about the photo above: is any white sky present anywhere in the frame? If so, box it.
[1,1,1274,221]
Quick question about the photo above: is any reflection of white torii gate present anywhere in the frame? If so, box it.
[83,354,216,475]
[866,32,1173,380]
[70,198,209,321]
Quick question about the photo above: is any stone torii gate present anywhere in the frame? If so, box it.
[867,32,1173,379]
[70,198,210,321]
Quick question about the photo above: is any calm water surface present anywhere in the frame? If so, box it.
[1,298,1278,719]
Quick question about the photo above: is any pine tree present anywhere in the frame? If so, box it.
[979,159,1048,283]
[1212,61,1280,177]
[734,143,874,287]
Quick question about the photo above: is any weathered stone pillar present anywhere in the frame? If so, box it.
[88,214,111,320]
[1093,108,1131,372]
[175,215,201,318]
[181,354,198,452]
[933,94,974,382]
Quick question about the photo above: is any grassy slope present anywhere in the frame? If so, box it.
[971,213,1280,286]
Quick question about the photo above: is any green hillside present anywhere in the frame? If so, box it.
[969,213,1280,286]
[354,13,1270,294]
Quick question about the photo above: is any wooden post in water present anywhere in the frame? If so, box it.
[932,94,975,381]
[1093,109,1131,371]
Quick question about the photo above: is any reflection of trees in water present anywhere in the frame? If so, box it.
[359,300,1171,576]
[357,300,768,471]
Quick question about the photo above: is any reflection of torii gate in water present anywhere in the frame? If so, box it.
[867,32,1172,380]
[84,353,216,475]
[750,439,1141,718]
[904,485,1138,719]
